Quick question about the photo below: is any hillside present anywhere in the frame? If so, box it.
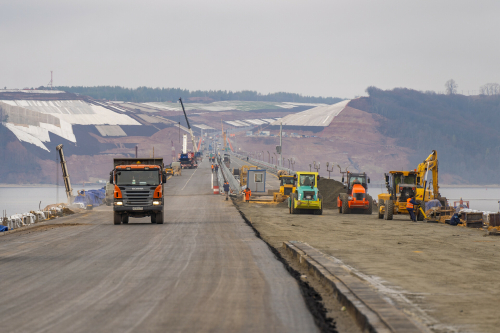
[349,88,500,183]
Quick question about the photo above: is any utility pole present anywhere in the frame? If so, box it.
[135,145,138,158]
[279,122,283,167]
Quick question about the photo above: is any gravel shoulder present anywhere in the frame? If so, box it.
[235,199,500,333]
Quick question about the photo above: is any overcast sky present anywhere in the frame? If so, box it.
[1,0,499,98]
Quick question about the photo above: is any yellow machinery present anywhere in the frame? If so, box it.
[273,171,296,202]
[378,150,442,220]
[240,165,255,187]
[165,164,174,176]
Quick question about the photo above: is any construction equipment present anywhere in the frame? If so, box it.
[378,150,444,220]
[288,172,323,215]
[274,171,296,202]
[164,164,174,176]
[56,144,74,204]
[110,158,167,225]
[178,98,198,153]
[240,165,255,187]
[337,172,372,214]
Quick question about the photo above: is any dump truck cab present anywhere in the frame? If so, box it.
[337,172,372,214]
[111,158,166,225]
[288,172,323,215]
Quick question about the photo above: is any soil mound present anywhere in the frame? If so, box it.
[318,178,346,209]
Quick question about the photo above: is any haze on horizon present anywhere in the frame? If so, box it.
[1,0,499,99]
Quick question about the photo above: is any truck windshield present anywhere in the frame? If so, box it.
[299,174,315,187]
[116,170,159,186]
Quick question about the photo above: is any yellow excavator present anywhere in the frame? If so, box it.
[378,150,444,220]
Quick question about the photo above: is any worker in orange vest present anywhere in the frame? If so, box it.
[407,196,417,222]
[211,164,214,172]
[244,187,252,202]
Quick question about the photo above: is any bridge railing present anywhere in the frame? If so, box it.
[230,152,295,176]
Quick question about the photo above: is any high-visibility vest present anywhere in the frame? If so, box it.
[406,198,414,209]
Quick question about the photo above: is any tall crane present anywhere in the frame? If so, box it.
[178,98,198,153]
[56,144,74,203]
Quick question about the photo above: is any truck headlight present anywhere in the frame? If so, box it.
[348,196,353,200]
[153,200,161,205]
[114,201,123,206]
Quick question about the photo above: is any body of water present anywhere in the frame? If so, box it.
[369,185,500,212]
[0,185,104,217]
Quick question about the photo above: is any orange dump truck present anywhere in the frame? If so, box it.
[110,158,167,225]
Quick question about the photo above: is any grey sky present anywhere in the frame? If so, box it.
[1,0,499,98]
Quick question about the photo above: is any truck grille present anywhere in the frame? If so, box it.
[284,188,293,195]
[123,190,152,206]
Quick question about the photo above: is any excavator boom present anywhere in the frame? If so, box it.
[179,98,198,153]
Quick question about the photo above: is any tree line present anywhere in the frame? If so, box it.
[51,86,344,104]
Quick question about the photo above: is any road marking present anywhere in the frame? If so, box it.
[167,176,172,180]
[413,251,422,253]
[181,168,198,191]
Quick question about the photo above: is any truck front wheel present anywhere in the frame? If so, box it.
[156,211,164,224]
[114,212,121,225]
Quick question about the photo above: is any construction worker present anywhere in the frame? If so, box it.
[211,164,214,172]
[244,187,252,202]
[214,164,219,173]
[223,181,230,201]
[407,195,417,222]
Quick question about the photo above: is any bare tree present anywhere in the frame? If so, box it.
[445,79,458,95]
[479,83,500,95]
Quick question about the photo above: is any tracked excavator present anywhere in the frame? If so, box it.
[378,150,445,220]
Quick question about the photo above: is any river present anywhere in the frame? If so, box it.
[0,185,104,217]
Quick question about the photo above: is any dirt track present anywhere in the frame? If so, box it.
[235,200,500,333]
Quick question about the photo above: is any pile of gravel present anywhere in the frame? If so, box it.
[317,178,346,209]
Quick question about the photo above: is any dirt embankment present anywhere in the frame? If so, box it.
[234,199,500,333]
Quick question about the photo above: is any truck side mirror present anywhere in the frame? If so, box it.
[109,173,113,184]
[385,175,389,184]
[368,178,370,184]
[162,172,167,184]
[317,175,320,181]
[341,176,344,183]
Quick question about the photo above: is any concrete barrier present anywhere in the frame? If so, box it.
[283,241,426,333]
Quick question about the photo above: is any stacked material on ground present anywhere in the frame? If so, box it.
[74,188,106,207]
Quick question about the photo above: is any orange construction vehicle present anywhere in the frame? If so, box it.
[110,158,167,225]
[337,172,373,214]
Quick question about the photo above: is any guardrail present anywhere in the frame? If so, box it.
[217,157,241,194]
[230,152,295,175]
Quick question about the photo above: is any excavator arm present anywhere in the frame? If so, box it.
[417,150,439,199]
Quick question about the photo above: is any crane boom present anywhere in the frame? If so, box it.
[178,98,198,153]
[56,144,74,203]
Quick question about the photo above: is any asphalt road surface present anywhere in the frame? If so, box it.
[0,160,318,333]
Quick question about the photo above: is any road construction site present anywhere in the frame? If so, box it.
[0,160,319,333]
[227,154,500,333]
